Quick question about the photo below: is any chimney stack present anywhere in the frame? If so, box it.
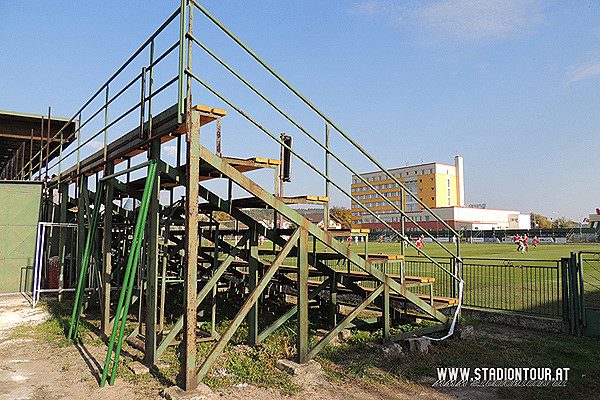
[455,155,464,206]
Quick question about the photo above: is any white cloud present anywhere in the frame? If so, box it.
[566,62,600,84]
[163,145,177,158]
[350,0,546,43]
[87,140,104,150]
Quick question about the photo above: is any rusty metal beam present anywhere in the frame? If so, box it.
[195,227,301,383]
[183,109,200,390]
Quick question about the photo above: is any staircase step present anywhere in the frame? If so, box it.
[280,277,456,310]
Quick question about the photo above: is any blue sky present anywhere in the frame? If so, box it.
[1,1,599,222]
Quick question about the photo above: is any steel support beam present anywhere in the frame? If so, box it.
[297,229,309,363]
[183,109,200,391]
[58,182,68,302]
[195,228,301,383]
[102,162,114,335]
[145,140,160,364]
[308,284,384,360]
[247,230,259,345]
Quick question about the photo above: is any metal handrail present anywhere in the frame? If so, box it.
[186,69,460,281]
[21,8,181,180]
[190,0,459,239]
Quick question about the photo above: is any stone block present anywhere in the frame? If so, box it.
[275,359,322,375]
[403,337,430,354]
[338,329,351,340]
[163,384,215,400]
[129,361,149,375]
[455,324,474,339]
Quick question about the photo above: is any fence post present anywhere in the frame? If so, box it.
[570,252,584,335]
[577,252,586,333]
[560,257,570,330]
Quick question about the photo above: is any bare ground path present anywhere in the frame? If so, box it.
[0,293,504,400]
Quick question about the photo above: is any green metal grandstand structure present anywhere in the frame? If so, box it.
[3,1,463,391]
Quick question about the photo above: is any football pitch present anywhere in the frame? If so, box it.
[333,241,600,260]
[265,240,600,315]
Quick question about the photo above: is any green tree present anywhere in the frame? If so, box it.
[330,206,352,228]
[552,217,576,228]
[530,212,552,229]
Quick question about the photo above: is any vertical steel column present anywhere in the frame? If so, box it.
[77,177,88,273]
[45,107,51,180]
[400,189,405,256]
[297,228,309,363]
[159,255,167,333]
[145,139,160,364]
[177,0,187,123]
[29,129,33,179]
[104,86,109,163]
[329,270,337,328]
[76,113,82,178]
[39,116,44,180]
[578,252,586,331]
[382,276,390,342]
[145,33,159,363]
[324,123,330,232]
[102,161,115,335]
[57,182,68,301]
[247,230,259,345]
[184,109,200,390]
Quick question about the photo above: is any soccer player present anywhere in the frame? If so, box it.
[514,234,520,251]
[523,234,529,252]
[533,236,538,248]
[416,238,422,256]
[348,236,352,247]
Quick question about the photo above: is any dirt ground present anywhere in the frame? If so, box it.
[0,293,507,400]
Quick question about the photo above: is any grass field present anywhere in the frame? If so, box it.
[316,241,600,260]
[257,240,600,315]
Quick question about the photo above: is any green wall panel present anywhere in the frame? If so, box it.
[0,182,42,293]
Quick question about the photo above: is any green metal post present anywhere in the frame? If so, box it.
[297,229,309,363]
[183,108,200,391]
[109,164,156,386]
[324,122,330,232]
[69,181,105,339]
[400,189,405,256]
[329,270,337,328]
[100,162,157,386]
[383,276,390,342]
[578,252,586,332]
[248,230,259,345]
[145,140,160,364]
[104,85,109,163]
[102,161,114,335]
[58,182,68,301]
[76,176,87,288]
[177,0,187,123]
